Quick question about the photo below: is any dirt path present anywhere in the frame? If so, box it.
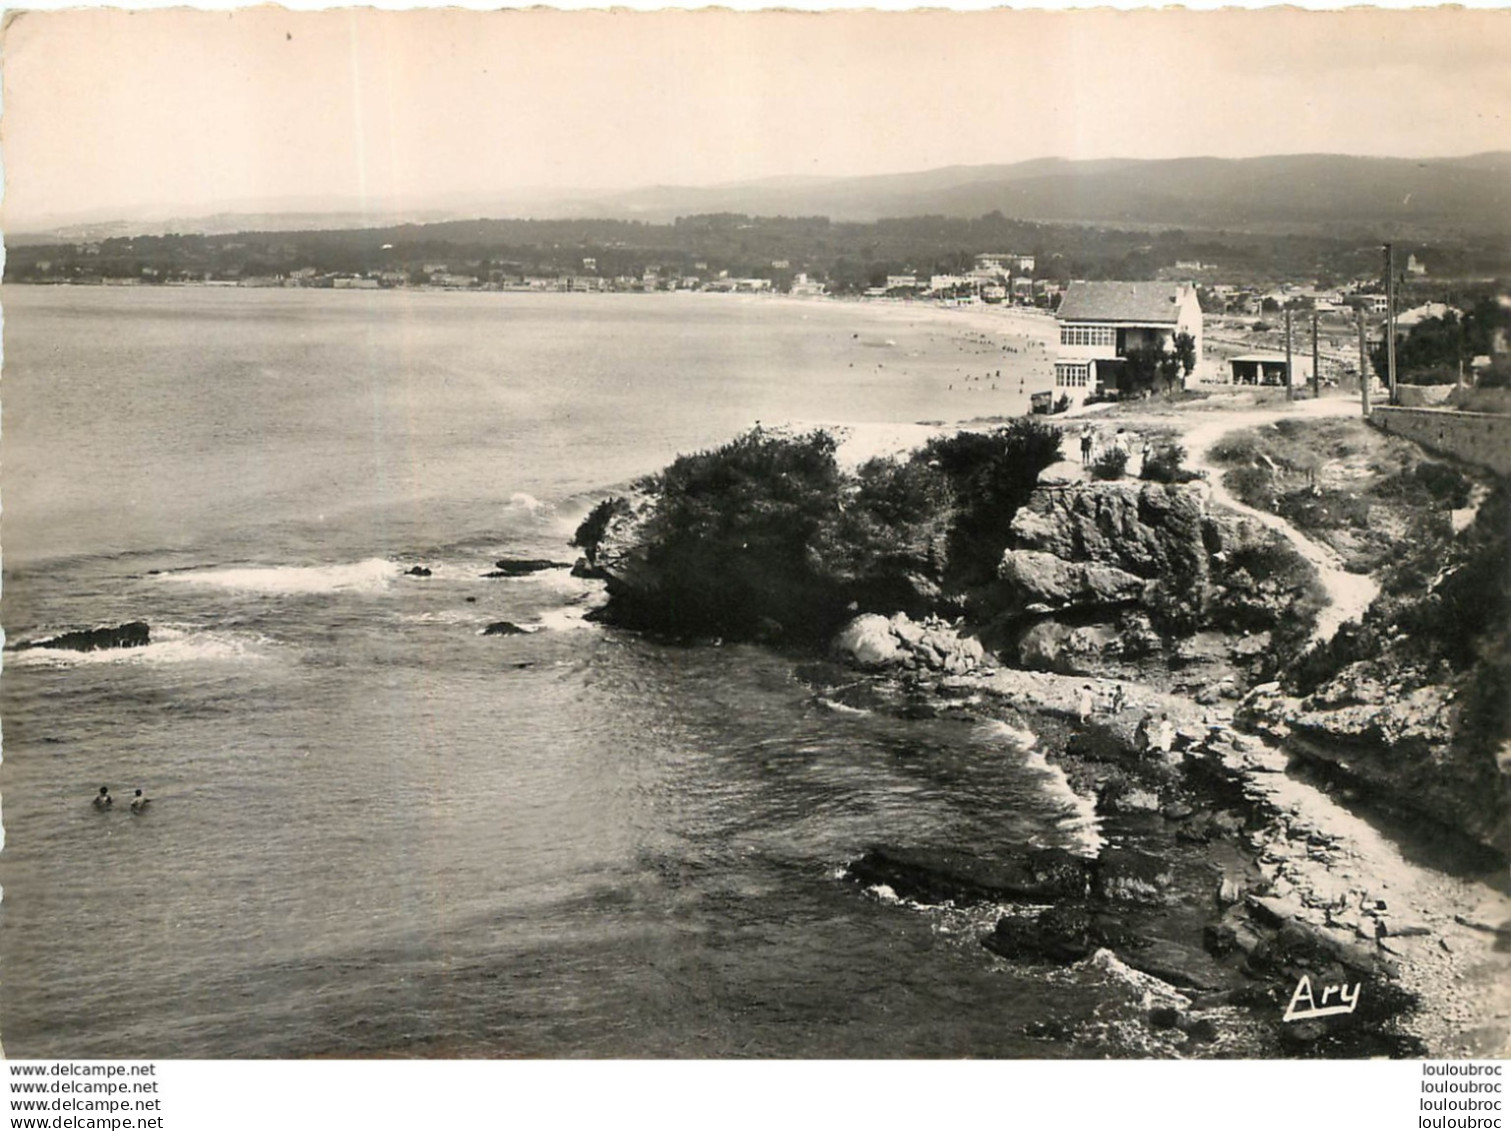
[1121,396,1379,645]
[962,663,1511,1056]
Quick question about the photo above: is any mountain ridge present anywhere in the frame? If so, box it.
[13,152,1511,242]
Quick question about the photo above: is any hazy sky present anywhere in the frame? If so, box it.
[4,6,1510,227]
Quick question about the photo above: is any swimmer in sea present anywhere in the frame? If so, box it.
[93,786,113,810]
[130,789,150,815]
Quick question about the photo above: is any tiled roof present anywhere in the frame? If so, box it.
[1057,281,1185,324]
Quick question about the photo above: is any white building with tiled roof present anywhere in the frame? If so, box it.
[1053,281,1203,397]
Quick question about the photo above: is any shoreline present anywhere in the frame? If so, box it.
[956,666,1511,1058]
[581,389,1509,1057]
[811,626,1509,1057]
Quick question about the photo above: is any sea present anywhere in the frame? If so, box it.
[1,285,1162,1058]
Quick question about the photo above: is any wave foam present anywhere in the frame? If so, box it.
[530,605,599,633]
[11,626,264,668]
[162,558,400,595]
[507,492,548,513]
[486,566,588,594]
[981,720,1105,856]
[816,697,871,716]
[1027,748,1105,857]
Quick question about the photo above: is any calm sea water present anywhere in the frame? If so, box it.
[1,286,1139,1058]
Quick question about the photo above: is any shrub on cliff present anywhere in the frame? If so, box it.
[821,456,954,589]
[918,419,1063,586]
[1224,465,1277,511]
[1376,460,1473,510]
[571,496,632,567]
[1139,441,1195,484]
[578,421,1061,640]
[1091,449,1129,481]
[625,427,850,637]
[1284,485,1511,851]
[1209,537,1326,662]
[1294,488,1509,690]
[1207,429,1264,466]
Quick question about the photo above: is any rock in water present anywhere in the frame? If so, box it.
[482,621,529,636]
[25,622,150,652]
[832,612,986,674]
[1092,847,1179,906]
[833,614,902,668]
[405,566,433,577]
[983,905,1144,964]
[485,558,571,578]
[847,845,1092,905]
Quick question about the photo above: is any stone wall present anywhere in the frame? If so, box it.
[1449,386,1511,416]
[1394,384,1455,408]
[1370,407,1511,477]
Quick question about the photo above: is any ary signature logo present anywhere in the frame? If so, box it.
[1283,974,1361,1022]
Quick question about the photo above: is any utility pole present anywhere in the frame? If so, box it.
[1311,308,1321,399]
[1285,307,1294,400]
[1357,307,1370,416]
[1384,242,1398,402]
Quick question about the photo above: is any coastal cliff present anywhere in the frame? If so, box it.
[577,420,1507,856]
[572,412,1510,1055]
[984,479,1324,689]
[1240,481,1511,854]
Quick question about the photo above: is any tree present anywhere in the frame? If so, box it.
[1477,360,1511,389]
[1118,345,1163,397]
[1173,332,1198,379]
[1372,313,1466,383]
[1465,295,1511,357]
[918,419,1063,587]
[630,428,850,637]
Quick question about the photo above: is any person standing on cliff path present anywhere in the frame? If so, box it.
[1077,685,1094,724]
[1153,713,1175,754]
[1080,425,1093,466]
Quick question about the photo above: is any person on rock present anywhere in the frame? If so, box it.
[1077,685,1094,725]
[1153,713,1175,754]
[1109,684,1126,714]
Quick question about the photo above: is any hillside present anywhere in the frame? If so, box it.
[583,153,1511,236]
[13,153,1511,245]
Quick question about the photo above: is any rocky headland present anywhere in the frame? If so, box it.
[571,404,1510,1056]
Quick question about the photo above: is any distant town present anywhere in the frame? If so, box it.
[7,210,1509,398]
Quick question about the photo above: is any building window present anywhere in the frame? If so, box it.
[1059,325,1115,347]
[1055,363,1091,388]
